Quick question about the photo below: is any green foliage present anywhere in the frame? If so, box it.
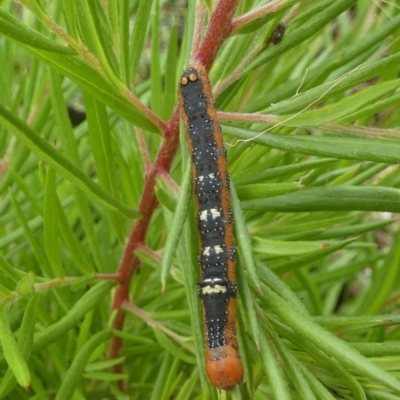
[1,0,400,399]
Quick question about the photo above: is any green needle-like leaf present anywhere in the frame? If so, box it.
[0,103,139,218]
[0,306,30,388]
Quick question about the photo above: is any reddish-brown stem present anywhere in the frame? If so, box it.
[230,0,284,32]
[109,0,240,391]
[136,128,152,173]
[109,108,180,375]
[191,3,207,60]
[195,0,240,69]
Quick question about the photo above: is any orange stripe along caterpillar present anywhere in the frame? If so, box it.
[178,62,244,390]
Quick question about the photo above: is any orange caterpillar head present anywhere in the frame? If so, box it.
[205,346,244,390]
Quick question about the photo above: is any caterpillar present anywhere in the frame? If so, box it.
[178,62,244,390]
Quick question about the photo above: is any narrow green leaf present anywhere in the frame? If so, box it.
[161,358,182,400]
[119,0,130,85]
[253,237,323,256]
[246,0,357,72]
[275,314,367,400]
[263,286,400,393]
[44,167,64,280]
[150,355,173,400]
[63,0,79,40]
[135,249,162,272]
[8,189,52,277]
[153,329,195,364]
[277,79,400,127]
[150,0,162,116]
[48,69,104,272]
[224,124,400,164]
[27,47,158,131]
[74,1,120,85]
[155,175,179,212]
[314,315,400,331]
[340,92,400,123]
[360,230,400,315]
[235,308,254,395]
[8,166,42,214]
[272,238,357,274]
[0,306,30,388]
[163,24,178,119]
[175,212,206,388]
[32,281,114,354]
[55,330,111,400]
[259,266,310,316]
[258,332,291,400]
[254,13,400,112]
[83,92,126,242]
[161,165,192,288]
[175,369,200,400]
[236,261,261,351]
[0,7,75,55]
[0,294,39,398]
[0,256,25,283]
[262,317,317,400]
[299,364,337,400]
[351,342,400,357]
[241,185,400,213]
[236,158,336,185]
[54,195,94,275]
[295,268,323,315]
[315,218,395,240]
[130,0,154,79]
[236,182,302,200]
[0,103,138,218]
[75,310,94,354]
[85,356,126,372]
[266,52,400,116]
[0,284,12,298]
[82,371,127,381]
[17,0,48,21]
[233,0,297,35]
[231,183,260,291]
[70,275,96,292]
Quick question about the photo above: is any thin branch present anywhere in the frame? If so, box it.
[218,111,276,124]
[231,0,285,32]
[134,243,163,263]
[157,170,180,195]
[136,128,152,173]
[324,123,400,139]
[195,0,240,69]
[0,275,119,306]
[191,3,207,60]
[122,301,195,353]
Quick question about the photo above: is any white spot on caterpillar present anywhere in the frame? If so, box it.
[210,208,221,219]
[214,245,223,254]
[200,210,208,221]
[203,246,211,256]
[202,285,227,295]
[202,278,224,283]
[208,173,215,179]
[198,175,204,182]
